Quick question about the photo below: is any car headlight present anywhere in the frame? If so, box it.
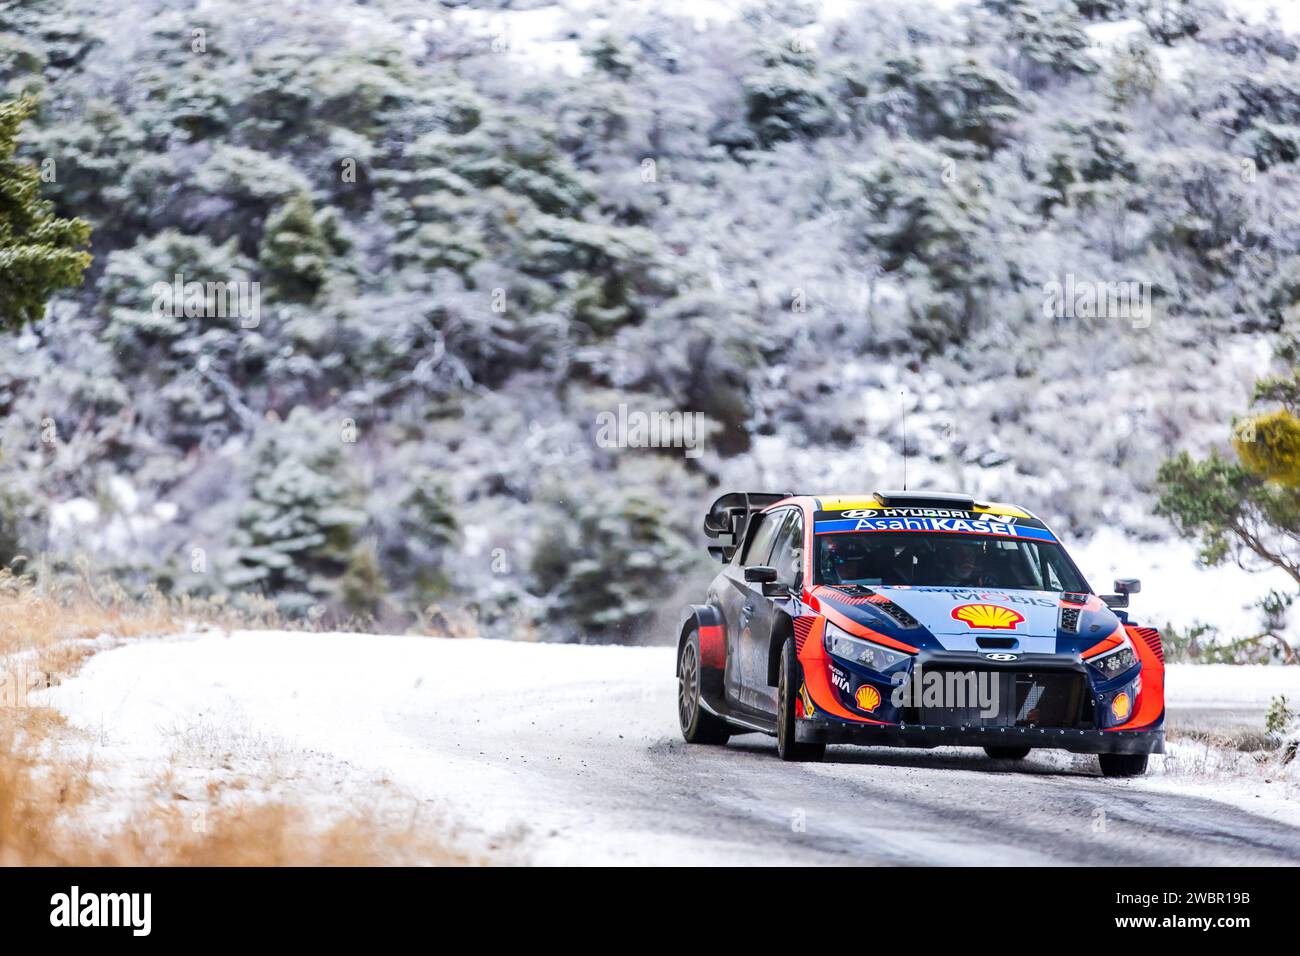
[823,622,910,672]
[1088,634,1139,679]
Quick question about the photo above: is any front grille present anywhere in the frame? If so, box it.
[908,669,1088,729]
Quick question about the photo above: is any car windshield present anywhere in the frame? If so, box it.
[815,532,1088,592]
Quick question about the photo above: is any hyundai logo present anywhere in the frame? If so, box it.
[983,652,1019,661]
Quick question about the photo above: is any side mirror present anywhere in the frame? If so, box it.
[744,566,778,584]
[1101,577,1140,609]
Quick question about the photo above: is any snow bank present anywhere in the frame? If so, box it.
[1072,526,1299,644]
[1166,663,1300,709]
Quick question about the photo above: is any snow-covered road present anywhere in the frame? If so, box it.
[39,631,1300,865]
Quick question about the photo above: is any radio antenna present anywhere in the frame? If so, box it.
[900,389,908,491]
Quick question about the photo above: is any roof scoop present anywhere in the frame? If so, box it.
[873,490,977,510]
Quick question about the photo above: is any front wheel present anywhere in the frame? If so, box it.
[678,628,730,745]
[1098,753,1149,777]
[777,636,825,762]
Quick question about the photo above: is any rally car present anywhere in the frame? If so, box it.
[676,491,1164,776]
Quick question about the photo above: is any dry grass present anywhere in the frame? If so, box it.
[0,567,174,659]
[97,802,479,866]
[0,709,95,866]
[1,721,477,864]
[1169,725,1279,754]
[0,564,289,654]
[3,567,190,712]
[0,565,299,700]
[0,571,480,866]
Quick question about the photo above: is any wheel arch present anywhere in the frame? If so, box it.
[679,603,727,697]
[678,603,724,657]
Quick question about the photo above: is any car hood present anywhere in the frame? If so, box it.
[817,585,1120,655]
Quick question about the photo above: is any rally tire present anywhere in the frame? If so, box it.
[678,627,730,745]
[1098,753,1148,777]
[777,636,826,762]
[984,745,1031,760]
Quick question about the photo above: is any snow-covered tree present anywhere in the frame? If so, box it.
[531,479,695,642]
[3,0,1299,641]
[225,408,367,616]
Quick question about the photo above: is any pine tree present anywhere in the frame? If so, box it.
[339,541,388,621]
[0,97,92,331]
[742,39,837,148]
[530,481,694,642]
[226,409,368,616]
[259,192,333,303]
[378,468,458,602]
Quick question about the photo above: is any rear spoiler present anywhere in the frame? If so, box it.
[703,491,794,563]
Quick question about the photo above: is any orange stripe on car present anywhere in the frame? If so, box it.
[1106,625,1165,732]
[796,616,891,724]
[1081,626,1125,659]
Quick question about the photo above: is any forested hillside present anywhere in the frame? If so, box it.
[1,0,1297,641]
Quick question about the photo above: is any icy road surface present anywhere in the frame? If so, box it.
[42,632,1300,865]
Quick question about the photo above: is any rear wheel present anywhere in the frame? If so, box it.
[678,628,730,745]
[1098,753,1148,777]
[984,745,1031,760]
[777,636,826,762]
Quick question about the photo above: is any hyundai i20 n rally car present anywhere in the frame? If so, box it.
[676,491,1164,777]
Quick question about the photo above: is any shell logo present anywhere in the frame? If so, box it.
[855,684,881,712]
[1111,692,1132,721]
[951,603,1025,630]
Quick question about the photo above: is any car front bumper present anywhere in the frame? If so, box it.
[795,717,1165,754]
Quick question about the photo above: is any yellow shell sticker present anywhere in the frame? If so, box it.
[800,683,815,718]
[951,603,1025,630]
[855,684,881,712]
[1111,692,1132,720]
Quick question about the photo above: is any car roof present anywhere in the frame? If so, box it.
[773,492,1038,521]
